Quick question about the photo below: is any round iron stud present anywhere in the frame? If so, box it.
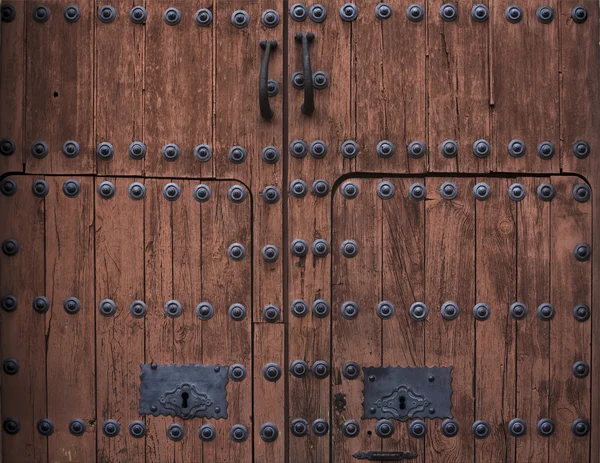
[262,9,280,28]
[99,298,117,317]
[312,299,330,318]
[508,418,526,437]
[536,141,555,160]
[98,181,115,200]
[441,140,458,158]
[0,178,16,197]
[409,302,429,321]
[409,420,427,438]
[261,146,280,164]
[508,139,526,158]
[290,360,309,378]
[312,179,330,197]
[312,360,330,379]
[228,145,247,164]
[62,179,80,198]
[573,304,590,322]
[572,361,589,379]
[263,363,282,382]
[573,243,591,262]
[196,302,214,321]
[309,140,327,159]
[309,4,327,22]
[1,295,17,312]
[32,296,50,314]
[409,183,426,201]
[167,423,184,442]
[129,421,146,438]
[473,182,491,201]
[442,419,459,437]
[573,140,590,159]
[375,3,392,20]
[441,301,460,321]
[31,140,49,159]
[571,418,590,437]
[376,301,395,320]
[342,361,361,380]
[377,181,395,200]
[231,10,249,29]
[31,179,49,198]
[163,183,181,201]
[376,140,395,158]
[508,183,526,202]
[340,240,359,258]
[228,303,247,321]
[128,182,146,200]
[64,5,80,23]
[312,419,329,436]
[536,303,555,321]
[164,300,182,319]
[291,418,308,436]
[291,72,305,90]
[290,139,308,158]
[291,239,309,257]
[472,420,490,439]
[69,419,86,436]
[472,139,491,158]
[536,6,554,23]
[1,5,16,23]
[3,418,20,435]
[96,142,114,160]
[261,185,280,204]
[341,182,359,199]
[313,72,329,90]
[311,239,330,257]
[473,303,491,321]
[130,300,147,319]
[128,141,146,160]
[98,5,116,23]
[2,238,19,256]
[194,144,212,162]
[162,143,180,162]
[228,243,246,261]
[102,420,120,438]
[537,183,555,201]
[193,184,211,203]
[62,140,79,158]
[573,184,591,203]
[163,8,181,26]
[1,138,16,156]
[341,301,359,320]
[505,5,523,23]
[263,304,281,323]
[408,141,426,159]
[229,364,247,382]
[571,6,588,23]
[37,418,54,436]
[471,4,489,22]
[290,179,308,198]
[291,299,308,318]
[376,419,394,438]
[262,245,279,263]
[342,420,360,437]
[340,3,358,21]
[259,422,278,442]
[509,302,527,320]
[341,140,359,159]
[199,424,216,442]
[130,6,147,24]
[290,3,308,22]
[3,358,19,375]
[440,3,458,22]
[440,182,458,200]
[33,5,50,23]
[63,297,80,315]
[228,185,247,203]
[537,418,554,437]
[406,4,424,22]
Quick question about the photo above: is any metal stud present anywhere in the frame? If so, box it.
[312,419,329,436]
[342,361,360,380]
[571,418,589,437]
[261,185,280,204]
[573,243,591,262]
[573,140,590,159]
[573,184,591,203]
[342,420,360,437]
[163,7,181,26]
[196,302,214,321]
[229,364,247,382]
[509,302,527,320]
[69,418,86,436]
[228,243,246,261]
[263,304,281,323]
[98,5,116,23]
[309,140,327,159]
[37,418,54,436]
[199,424,216,442]
[536,141,554,160]
[259,422,278,442]
[472,182,491,201]
[290,360,309,378]
[291,239,309,257]
[2,238,19,256]
[472,420,490,439]
[193,144,212,162]
[312,179,330,197]
[32,296,50,314]
[471,4,489,22]
[375,3,392,20]
[377,140,395,158]
[571,6,588,24]
[290,179,308,198]
[290,3,308,21]
[167,423,184,441]
[505,5,523,23]
[98,181,115,200]
[129,421,146,438]
[409,420,427,438]
[0,178,16,197]
[195,8,212,27]
[409,302,429,321]
[536,183,555,201]
[341,140,359,159]
[472,139,491,158]
[441,140,458,158]
[377,181,395,200]
[62,179,80,198]
[261,146,280,164]
[409,183,426,201]
[508,183,526,202]
[3,358,19,375]
[63,297,80,315]
[536,6,554,23]
[508,418,526,437]
[340,240,359,258]
[263,363,282,382]
[228,184,247,203]
[408,141,426,158]
[262,245,279,263]
[537,418,554,437]
[1,295,17,312]
[162,143,180,162]
[341,301,359,320]
[97,142,114,160]
[290,140,308,158]
[0,138,16,156]
[311,239,330,257]
[536,303,555,321]
[440,3,458,22]
[267,79,280,97]
[309,4,327,22]
[64,5,80,23]
[130,300,147,319]
[291,72,305,90]
[573,304,590,322]
[440,182,458,200]
[228,303,247,321]
[102,420,120,438]
[376,419,394,438]
[31,140,49,159]
[340,3,358,21]
[60,140,79,158]
[341,182,359,199]
[3,418,20,435]
[128,141,146,160]
[193,184,211,203]
[291,418,308,436]
[441,301,459,320]
[312,71,329,90]
[312,299,330,318]
[163,183,181,201]
[508,139,526,158]
[406,4,424,22]
[231,10,249,29]
[130,6,147,24]
[228,145,247,164]
[473,303,490,321]
[572,361,589,379]
[442,419,459,437]
[1,5,16,23]
[164,300,182,318]
[128,182,146,200]
[33,5,51,23]
[30,179,49,198]
[312,360,330,379]
[376,301,395,320]
[262,9,280,28]
[291,299,308,318]
[99,298,117,317]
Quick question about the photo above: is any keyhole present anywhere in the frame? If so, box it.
[181,392,189,409]
[399,396,406,410]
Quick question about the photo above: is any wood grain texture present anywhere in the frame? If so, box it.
[0,1,25,175]
[45,176,95,462]
[424,177,475,462]
[549,176,591,463]
[24,1,94,174]
[95,177,145,462]
[145,0,213,178]
[0,176,47,462]
[95,1,145,176]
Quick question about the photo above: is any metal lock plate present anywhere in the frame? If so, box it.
[140,364,229,419]
[362,366,452,421]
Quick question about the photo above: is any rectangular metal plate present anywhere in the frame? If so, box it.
[139,364,229,419]
[362,366,452,421]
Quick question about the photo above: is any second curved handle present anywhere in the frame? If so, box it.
[294,32,315,116]
[259,40,277,120]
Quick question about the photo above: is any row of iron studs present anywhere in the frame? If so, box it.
[1,3,590,26]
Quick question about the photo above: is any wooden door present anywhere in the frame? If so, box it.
[0,1,598,462]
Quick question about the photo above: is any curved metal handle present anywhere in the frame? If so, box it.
[294,32,315,116]
[259,40,277,120]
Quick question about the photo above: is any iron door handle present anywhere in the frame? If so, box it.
[259,40,277,120]
[294,32,315,116]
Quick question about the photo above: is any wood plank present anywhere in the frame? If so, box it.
[95,177,145,462]
[353,0,427,174]
[515,176,550,462]
[492,0,559,173]
[0,1,25,174]
[45,176,95,462]
[549,176,591,463]
[427,0,490,173]
[474,177,516,462]
[381,177,425,461]
[145,0,213,178]
[144,178,174,462]
[0,175,47,461]
[332,178,382,463]
[25,1,94,174]
[96,1,145,176]
[424,177,475,462]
